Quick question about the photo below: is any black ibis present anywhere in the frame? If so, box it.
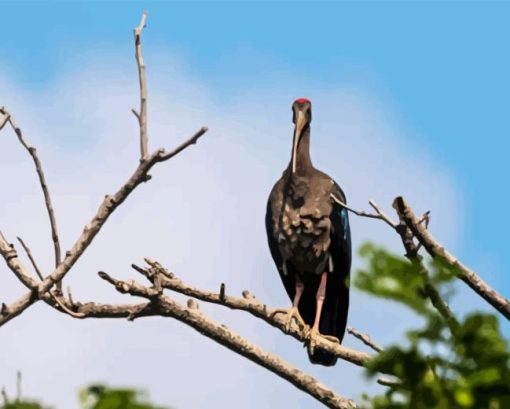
[265,98,351,366]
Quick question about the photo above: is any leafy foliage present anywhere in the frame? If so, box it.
[2,403,48,409]
[1,384,169,409]
[79,384,170,409]
[356,243,510,409]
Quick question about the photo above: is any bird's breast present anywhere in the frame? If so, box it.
[277,200,332,274]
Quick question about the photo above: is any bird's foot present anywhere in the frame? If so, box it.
[270,306,307,333]
[305,326,340,355]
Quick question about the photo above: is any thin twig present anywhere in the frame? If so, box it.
[133,11,149,159]
[219,283,226,302]
[67,286,75,306]
[418,210,431,227]
[0,108,62,286]
[49,293,85,318]
[159,126,208,161]
[347,327,383,353]
[16,237,44,280]
[16,237,84,317]
[368,199,398,229]
[330,194,397,229]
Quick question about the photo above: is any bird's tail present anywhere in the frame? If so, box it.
[307,348,337,366]
[301,272,349,367]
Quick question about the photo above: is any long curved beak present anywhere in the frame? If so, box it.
[291,110,307,174]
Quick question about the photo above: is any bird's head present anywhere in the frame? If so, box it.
[291,98,312,173]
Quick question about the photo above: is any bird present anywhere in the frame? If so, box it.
[265,98,351,366]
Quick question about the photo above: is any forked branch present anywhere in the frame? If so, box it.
[138,260,372,367]
[0,107,62,285]
[0,12,208,327]
[393,196,510,320]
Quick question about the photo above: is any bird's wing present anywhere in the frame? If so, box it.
[330,183,352,269]
[322,181,352,341]
[265,181,296,302]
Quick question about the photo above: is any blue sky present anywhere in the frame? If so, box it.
[1,1,509,408]
[3,1,509,263]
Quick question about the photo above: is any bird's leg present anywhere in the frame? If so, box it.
[306,271,340,355]
[270,273,307,333]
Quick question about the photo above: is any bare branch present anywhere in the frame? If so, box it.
[159,126,208,161]
[393,196,510,320]
[0,108,62,283]
[0,292,37,327]
[97,272,358,409]
[16,237,44,280]
[3,235,89,319]
[131,108,140,121]
[330,194,397,229]
[139,260,372,368]
[49,294,86,318]
[0,233,39,289]
[0,108,10,130]
[0,13,209,328]
[368,199,398,229]
[219,282,226,302]
[347,327,383,353]
[392,198,459,330]
[134,11,149,159]
[0,132,208,327]
[418,210,431,227]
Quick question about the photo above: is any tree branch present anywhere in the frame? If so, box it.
[391,198,459,330]
[0,132,207,328]
[27,267,359,408]
[0,107,62,286]
[330,194,397,229]
[95,271,358,409]
[331,193,460,329]
[0,292,37,326]
[133,10,149,159]
[16,236,44,281]
[138,259,372,368]
[0,233,39,289]
[0,11,208,327]
[347,327,383,353]
[393,196,510,320]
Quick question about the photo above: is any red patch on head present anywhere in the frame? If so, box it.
[294,98,310,104]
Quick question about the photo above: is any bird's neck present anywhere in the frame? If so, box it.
[292,127,313,175]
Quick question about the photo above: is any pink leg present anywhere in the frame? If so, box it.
[271,272,306,331]
[312,272,328,331]
[293,273,304,308]
[307,272,339,354]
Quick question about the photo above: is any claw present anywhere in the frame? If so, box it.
[305,326,340,355]
[271,306,307,333]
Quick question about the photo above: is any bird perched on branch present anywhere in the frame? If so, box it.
[265,98,351,366]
